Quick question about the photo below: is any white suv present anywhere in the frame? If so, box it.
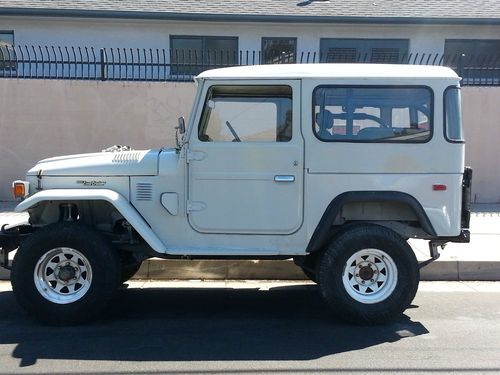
[1,64,471,325]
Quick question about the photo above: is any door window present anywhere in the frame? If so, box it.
[198,85,292,142]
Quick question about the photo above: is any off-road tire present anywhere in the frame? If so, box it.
[300,266,317,283]
[119,254,143,283]
[318,224,419,325]
[11,222,121,325]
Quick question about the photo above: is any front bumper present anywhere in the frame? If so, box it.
[0,224,33,269]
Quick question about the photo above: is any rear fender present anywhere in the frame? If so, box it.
[307,191,437,253]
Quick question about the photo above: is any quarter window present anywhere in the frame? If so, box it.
[313,86,432,142]
[199,85,292,142]
[444,87,464,142]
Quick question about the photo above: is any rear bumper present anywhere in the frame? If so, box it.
[461,167,473,230]
[435,229,470,244]
[428,168,472,247]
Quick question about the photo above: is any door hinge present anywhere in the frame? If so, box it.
[187,201,207,213]
[187,150,206,163]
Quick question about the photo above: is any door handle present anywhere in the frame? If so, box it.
[274,175,295,182]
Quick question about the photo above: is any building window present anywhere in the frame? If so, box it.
[320,39,409,63]
[199,85,292,142]
[170,36,238,76]
[313,86,432,143]
[0,31,14,71]
[262,37,297,64]
[445,39,500,84]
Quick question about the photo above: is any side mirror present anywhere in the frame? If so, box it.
[176,117,186,134]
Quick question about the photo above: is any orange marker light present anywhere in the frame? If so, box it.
[12,181,27,199]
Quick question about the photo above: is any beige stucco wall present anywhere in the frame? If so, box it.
[0,80,499,202]
[462,87,500,203]
[0,79,195,200]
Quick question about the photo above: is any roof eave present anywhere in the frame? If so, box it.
[1,8,500,25]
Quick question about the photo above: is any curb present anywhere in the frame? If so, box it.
[139,259,500,281]
[2,259,497,281]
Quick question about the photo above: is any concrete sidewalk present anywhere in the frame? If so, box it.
[1,201,499,281]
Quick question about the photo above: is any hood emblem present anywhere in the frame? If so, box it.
[76,180,107,187]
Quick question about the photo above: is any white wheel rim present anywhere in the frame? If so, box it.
[342,248,398,304]
[34,247,93,304]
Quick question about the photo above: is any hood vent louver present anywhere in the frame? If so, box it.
[113,151,142,164]
[135,182,153,201]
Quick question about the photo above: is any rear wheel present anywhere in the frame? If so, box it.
[318,224,419,325]
[11,222,120,325]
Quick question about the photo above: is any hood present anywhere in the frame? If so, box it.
[27,149,161,176]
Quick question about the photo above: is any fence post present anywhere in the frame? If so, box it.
[100,48,107,81]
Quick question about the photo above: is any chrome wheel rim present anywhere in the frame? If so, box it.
[34,247,92,304]
[342,248,398,304]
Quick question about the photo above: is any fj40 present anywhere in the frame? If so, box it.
[1,64,471,325]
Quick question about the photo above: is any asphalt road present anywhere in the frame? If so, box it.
[0,281,499,375]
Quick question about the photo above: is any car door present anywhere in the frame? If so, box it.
[187,80,303,234]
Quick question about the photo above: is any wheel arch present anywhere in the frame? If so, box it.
[15,189,165,254]
[307,191,437,253]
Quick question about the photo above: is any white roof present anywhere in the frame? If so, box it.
[196,64,459,80]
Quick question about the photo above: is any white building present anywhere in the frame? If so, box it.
[0,0,499,72]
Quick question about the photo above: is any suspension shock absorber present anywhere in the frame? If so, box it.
[59,203,78,222]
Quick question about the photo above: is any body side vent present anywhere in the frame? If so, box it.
[135,182,153,201]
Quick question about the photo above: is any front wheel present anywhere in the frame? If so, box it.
[11,222,121,325]
[318,224,419,325]
[119,253,143,283]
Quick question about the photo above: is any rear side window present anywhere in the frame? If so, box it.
[444,87,464,143]
[313,86,433,143]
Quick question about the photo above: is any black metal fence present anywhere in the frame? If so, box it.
[1,45,499,86]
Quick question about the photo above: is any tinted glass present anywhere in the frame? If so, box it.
[199,85,292,142]
[313,87,432,142]
[170,36,238,76]
[0,32,14,70]
[262,38,296,64]
[444,87,464,142]
[320,39,409,63]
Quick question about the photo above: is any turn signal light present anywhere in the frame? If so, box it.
[12,181,29,199]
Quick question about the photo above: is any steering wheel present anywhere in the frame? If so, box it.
[225,121,241,142]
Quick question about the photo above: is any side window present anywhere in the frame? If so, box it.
[0,31,15,72]
[444,87,464,142]
[313,86,433,142]
[320,38,409,63]
[199,85,292,142]
[262,37,297,64]
[170,35,238,76]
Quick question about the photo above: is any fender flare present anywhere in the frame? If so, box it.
[306,191,437,253]
[15,189,166,254]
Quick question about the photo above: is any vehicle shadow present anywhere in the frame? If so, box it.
[0,284,428,367]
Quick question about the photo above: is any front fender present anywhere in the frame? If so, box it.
[16,189,166,254]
